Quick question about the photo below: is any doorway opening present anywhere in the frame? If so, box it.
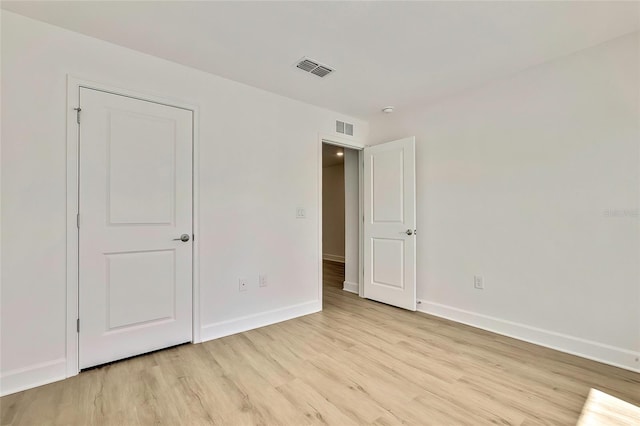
[319,135,417,312]
[321,142,360,297]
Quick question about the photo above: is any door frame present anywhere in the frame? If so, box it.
[317,133,365,305]
[65,75,201,377]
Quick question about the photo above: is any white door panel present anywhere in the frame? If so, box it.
[371,149,404,223]
[372,238,405,289]
[364,137,416,310]
[108,111,176,224]
[105,250,176,329]
[79,88,193,369]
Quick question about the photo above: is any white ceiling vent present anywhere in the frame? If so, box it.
[295,57,334,78]
[310,66,332,78]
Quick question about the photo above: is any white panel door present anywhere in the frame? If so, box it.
[79,88,193,369]
[363,137,416,310]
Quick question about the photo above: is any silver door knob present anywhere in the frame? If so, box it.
[173,234,190,242]
[405,229,414,235]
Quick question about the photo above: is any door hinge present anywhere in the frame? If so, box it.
[74,107,82,124]
[77,318,80,333]
[76,213,80,229]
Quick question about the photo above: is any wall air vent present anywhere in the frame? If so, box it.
[295,57,334,78]
[336,120,354,136]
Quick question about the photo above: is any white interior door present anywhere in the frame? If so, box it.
[79,88,193,369]
[363,137,416,310]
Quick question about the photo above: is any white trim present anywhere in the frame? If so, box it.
[65,76,80,378]
[200,300,321,341]
[192,102,202,344]
[65,75,201,377]
[343,281,359,294]
[418,300,640,373]
[319,132,365,150]
[323,254,345,263]
[318,136,323,305]
[0,358,66,397]
[358,150,364,298]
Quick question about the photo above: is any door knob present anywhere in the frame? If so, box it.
[405,229,414,235]
[173,234,190,242]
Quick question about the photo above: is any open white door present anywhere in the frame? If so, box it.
[78,88,193,369]
[363,137,416,310]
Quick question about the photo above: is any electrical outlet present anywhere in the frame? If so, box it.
[259,274,268,287]
[296,207,306,218]
[474,275,484,290]
[239,278,248,292]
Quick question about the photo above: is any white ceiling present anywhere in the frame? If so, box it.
[3,1,639,120]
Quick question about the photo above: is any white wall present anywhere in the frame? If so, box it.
[344,149,360,292]
[322,163,345,261]
[370,32,640,372]
[0,11,368,395]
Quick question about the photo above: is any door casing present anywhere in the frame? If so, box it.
[65,75,201,377]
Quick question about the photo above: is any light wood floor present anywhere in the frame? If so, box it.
[2,261,639,425]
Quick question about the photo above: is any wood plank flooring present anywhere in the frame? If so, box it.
[576,388,640,425]
[1,261,639,425]
[322,259,344,289]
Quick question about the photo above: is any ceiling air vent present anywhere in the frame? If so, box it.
[311,66,332,78]
[296,59,318,72]
[295,57,334,78]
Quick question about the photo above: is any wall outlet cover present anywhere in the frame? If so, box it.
[239,278,248,292]
[474,275,484,290]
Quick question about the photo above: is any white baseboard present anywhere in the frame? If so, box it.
[343,281,359,294]
[417,300,640,373]
[323,254,345,263]
[0,358,67,397]
[200,300,322,342]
